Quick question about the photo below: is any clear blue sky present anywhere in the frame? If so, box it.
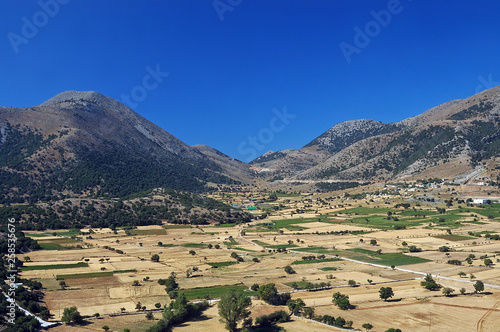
[1,1,500,162]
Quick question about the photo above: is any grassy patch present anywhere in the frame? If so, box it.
[223,239,239,246]
[207,261,239,268]
[56,269,136,280]
[159,243,176,248]
[342,207,395,215]
[38,237,80,244]
[291,258,341,265]
[38,243,81,250]
[433,234,476,241]
[181,284,256,300]
[293,247,339,255]
[268,244,298,250]
[182,243,208,248]
[22,262,88,271]
[232,247,256,252]
[252,240,271,247]
[26,233,51,238]
[126,229,167,236]
[343,248,430,266]
[112,269,137,273]
[318,267,338,271]
[56,272,114,280]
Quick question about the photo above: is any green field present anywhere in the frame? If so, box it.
[343,248,431,266]
[56,269,136,280]
[207,261,239,268]
[293,247,339,255]
[127,229,167,236]
[291,258,341,265]
[223,239,239,246]
[181,284,256,300]
[182,243,208,248]
[26,233,51,238]
[318,267,338,271]
[38,243,81,250]
[36,237,82,250]
[232,247,257,252]
[268,244,299,249]
[433,234,476,241]
[159,243,176,248]
[57,271,113,279]
[250,215,337,232]
[252,240,271,247]
[22,262,88,271]
[342,207,395,215]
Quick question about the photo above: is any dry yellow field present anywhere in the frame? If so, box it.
[19,192,500,331]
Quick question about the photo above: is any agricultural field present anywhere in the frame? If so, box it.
[16,188,500,331]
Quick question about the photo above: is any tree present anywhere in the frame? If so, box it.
[458,271,466,277]
[61,306,83,324]
[102,326,110,331]
[157,241,163,246]
[135,302,142,311]
[284,265,295,274]
[146,312,154,320]
[474,280,484,293]
[258,283,290,305]
[303,306,315,319]
[132,280,140,286]
[379,287,394,301]
[94,313,100,318]
[24,256,31,262]
[287,298,305,315]
[460,288,466,295]
[348,279,357,287]
[151,254,160,262]
[218,289,252,332]
[59,280,67,290]
[165,275,179,293]
[385,329,402,332]
[189,250,196,255]
[442,287,454,296]
[484,258,493,267]
[370,239,377,246]
[332,292,351,310]
[250,283,260,291]
[155,302,161,309]
[421,274,439,290]
[362,323,374,331]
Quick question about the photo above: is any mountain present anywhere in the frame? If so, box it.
[251,86,500,182]
[0,91,244,204]
[191,144,254,182]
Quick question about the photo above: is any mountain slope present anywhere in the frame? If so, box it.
[251,86,500,182]
[0,91,240,203]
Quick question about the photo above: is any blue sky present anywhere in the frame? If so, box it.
[1,1,500,162]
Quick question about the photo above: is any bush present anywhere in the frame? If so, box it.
[255,310,289,327]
